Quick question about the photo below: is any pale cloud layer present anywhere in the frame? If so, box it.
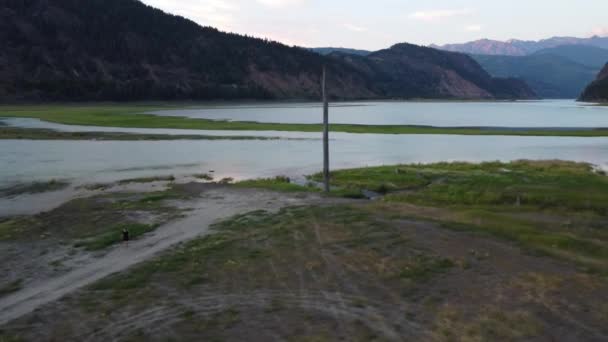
[140,0,608,50]
[343,23,368,32]
[256,0,307,8]
[409,9,473,22]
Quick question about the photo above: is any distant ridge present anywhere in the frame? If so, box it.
[433,36,608,56]
[473,53,599,98]
[433,39,608,98]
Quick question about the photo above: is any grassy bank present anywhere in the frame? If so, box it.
[246,160,608,272]
[314,160,608,211]
[0,180,69,197]
[0,127,290,141]
[3,104,608,137]
[235,176,318,192]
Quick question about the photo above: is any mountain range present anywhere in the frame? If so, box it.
[580,64,608,102]
[471,45,608,98]
[0,0,534,102]
[433,36,608,56]
[430,37,608,98]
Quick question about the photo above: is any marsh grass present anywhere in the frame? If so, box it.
[317,160,608,272]
[0,127,284,141]
[235,161,608,271]
[194,173,214,181]
[317,160,608,212]
[3,104,608,136]
[0,334,24,342]
[236,176,317,192]
[0,179,69,197]
[118,175,175,185]
[5,160,605,272]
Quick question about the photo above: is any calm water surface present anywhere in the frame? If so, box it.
[149,100,608,128]
[1,134,607,187]
[1,100,608,187]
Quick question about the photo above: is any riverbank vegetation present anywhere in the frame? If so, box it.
[246,160,608,273]
[0,180,69,197]
[3,104,608,137]
[0,126,289,141]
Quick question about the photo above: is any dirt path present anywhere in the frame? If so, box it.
[0,187,330,325]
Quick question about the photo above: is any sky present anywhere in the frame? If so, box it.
[140,0,608,50]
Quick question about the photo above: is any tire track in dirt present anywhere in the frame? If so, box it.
[81,290,426,341]
[0,188,338,326]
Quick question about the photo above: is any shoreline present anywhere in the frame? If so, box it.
[0,127,307,141]
[3,117,608,138]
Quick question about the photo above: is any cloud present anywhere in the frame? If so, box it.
[465,25,482,32]
[592,27,608,37]
[255,0,306,8]
[409,9,473,21]
[343,23,368,32]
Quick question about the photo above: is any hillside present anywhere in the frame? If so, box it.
[0,0,534,102]
[473,54,598,98]
[579,64,608,102]
[331,43,536,99]
[435,36,608,56]
[0,0,377,102]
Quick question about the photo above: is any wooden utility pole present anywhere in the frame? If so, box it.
[322,66,330,192]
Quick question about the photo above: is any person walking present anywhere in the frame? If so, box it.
[122,227,130,247]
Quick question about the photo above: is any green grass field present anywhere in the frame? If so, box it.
[3,104,608,137]
[244,160,608,273]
